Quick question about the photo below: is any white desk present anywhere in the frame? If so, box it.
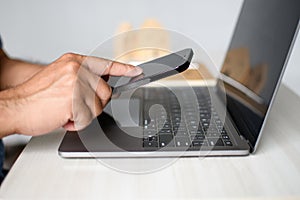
[0,85,300,200]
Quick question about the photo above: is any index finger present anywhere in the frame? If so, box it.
[78,55,143,77]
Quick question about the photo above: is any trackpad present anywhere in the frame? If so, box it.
[104,98,141,127]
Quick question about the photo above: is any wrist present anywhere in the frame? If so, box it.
[0,53,44,91]
[0,90,19,138]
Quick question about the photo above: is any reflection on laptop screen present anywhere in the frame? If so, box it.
[220,0,300,151]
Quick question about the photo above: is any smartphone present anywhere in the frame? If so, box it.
[111,48,194,95]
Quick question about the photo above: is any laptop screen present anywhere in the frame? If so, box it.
[219,0,300,151]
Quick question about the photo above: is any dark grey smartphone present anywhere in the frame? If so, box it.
[111,48,194,95]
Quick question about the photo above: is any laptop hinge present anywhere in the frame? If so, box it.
[239,134,254,152]
[226,113,254,152]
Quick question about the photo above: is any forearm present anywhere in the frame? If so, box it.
[0,49,43,91]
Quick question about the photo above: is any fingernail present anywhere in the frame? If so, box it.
[134,66,143,75]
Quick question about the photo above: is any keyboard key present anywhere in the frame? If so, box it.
[174,131,189,137]
[202,122,210,127]
[216,125,224,130]
[191,135,205,140]
[171,109,181,113]
[159,115,168,119]
[189,129,205,135]
[143,141,158,148]
[188,125,199,131]
[186,112,197,116]
[159,140,175,147]
[215,119,223,124]
[222,135,230,140]
[175,137,191,147]
[205,127,219,133]
[224,141,233,146]
[144,130,157,136]
[158,129,172,134]
[157,121,171,125]
[172,117,182,122]
[173,121,183,126]
[144,136,158,142]
[185,116,198,121]
[201,112,210,117]
[189,130,197,135]
[157,119,171,124]
[187,120,198,126]
[206,132,221,138]
[208,138,224,146]
[220,129,227,135]
[158,124,172,129]
[159,141,166,147]
[173,126,187,131]
[192,140,208,147]
[159,135,173,144]
[172,113,181,118]
[144,124,156,129]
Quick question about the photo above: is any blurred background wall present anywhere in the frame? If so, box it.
[0,0,299,96]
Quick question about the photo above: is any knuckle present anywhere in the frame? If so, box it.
[61,52,77,60]
[102,85,112,100]
[65,60,80,74]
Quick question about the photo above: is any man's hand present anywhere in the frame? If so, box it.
[0,53,142,137]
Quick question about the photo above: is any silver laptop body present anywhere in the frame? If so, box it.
[59,0,300,158]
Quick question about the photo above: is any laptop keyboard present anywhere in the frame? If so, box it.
[141,88,233,150]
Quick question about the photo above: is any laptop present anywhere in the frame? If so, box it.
[59,0,300,158]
